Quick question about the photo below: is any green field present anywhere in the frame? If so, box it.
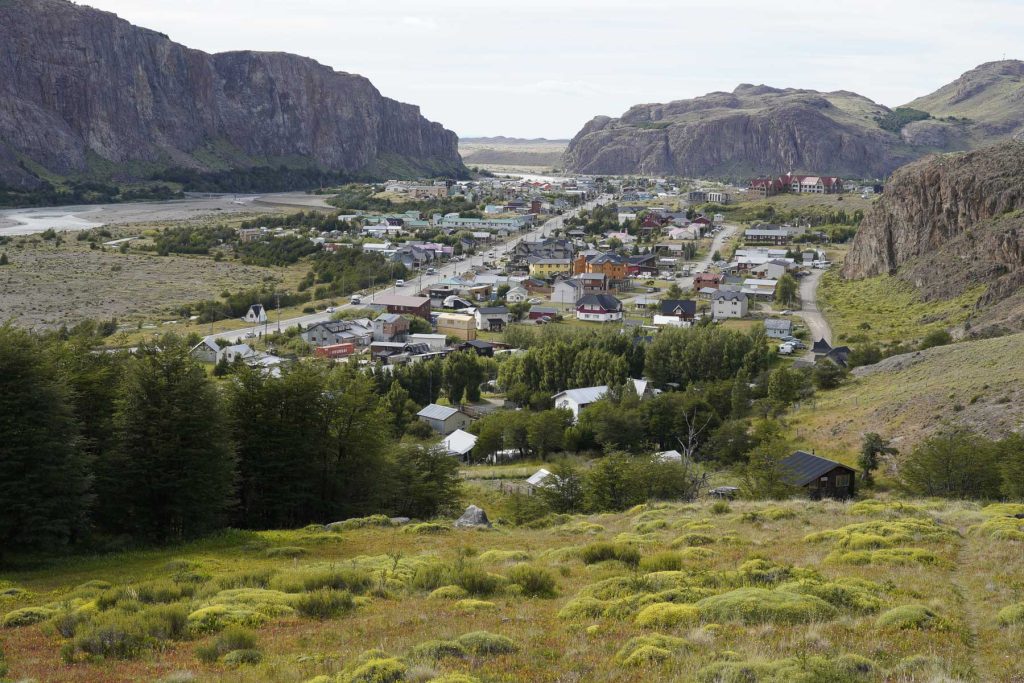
[2,498,1022,682]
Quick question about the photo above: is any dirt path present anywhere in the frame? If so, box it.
[797,268,832,347]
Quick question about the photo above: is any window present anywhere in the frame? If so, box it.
[835,474,851,489]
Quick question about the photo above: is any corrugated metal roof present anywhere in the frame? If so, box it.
[553,386,608,405]
[781,451,854,486]
[526,468,552,486]
[442,429,477,455]
[418,404,459,421]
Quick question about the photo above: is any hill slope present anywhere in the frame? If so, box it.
[842,141,1024,333]
[0,0,465,191]
[564,61,1024,178]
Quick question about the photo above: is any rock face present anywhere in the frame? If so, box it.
[0,0,465,189]
[454,505,492,529]
[843,141,1024,332]
[564,62,1024,179]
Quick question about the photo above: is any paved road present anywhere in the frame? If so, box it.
[693,223,737,273]
[796,268,832,347]
[216,195,611,343]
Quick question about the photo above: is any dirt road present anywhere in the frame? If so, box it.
[797,268,832,346]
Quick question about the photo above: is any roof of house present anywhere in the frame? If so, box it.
[765,318,792,330]
[781,451,855,486]
[526,468,552,487]
[465,340,494,349]
[418,404,460,421]
[376,313,404,324]
[191,338,221,353]
[552,385,608,405]
[477,306,509,315]
[659,299,697,316]
[375,295,430,308]
[713,290,748,302]
[812,339,833,354]
[442,429,477,456]
[577,294,622,311]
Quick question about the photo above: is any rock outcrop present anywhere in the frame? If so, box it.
[564,62,1024,179]
[0,0,465,189]
[843,141,1024,332]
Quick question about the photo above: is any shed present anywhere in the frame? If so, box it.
[780,451,856,499]
[417,403,473,435]
[442,429,478,460]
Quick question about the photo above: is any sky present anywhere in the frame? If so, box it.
[78,0,1024,139]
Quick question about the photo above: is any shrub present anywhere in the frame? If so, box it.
[427,585,468,600]
[409,639,468,660]
[875,604,947,630]
[340,656,407,683]
[477,549,531,563]
[2,606,56,628]
[996,602,1024,626]
[294,589,354,619]
[557,596,608,620]
[223,648,262,666]
[453,566,503,596]
[620,644,671,666]
[634,603,700,629]
[710,501,731,515]
[779,578,886,614]
[970,515,1024,541]
[578,542,640,567]
[827,548,940,566]
[71,607,187,660]
[849,500,926,517]
[456,631,518,656]
[639,552,684,572]
[136,580,195,604]
[271,567,372,594]
[328,514,393,531]
[428,675,480,683]
[186,605,267,633]
[455,599,496,612]
[507,565,557,598]
[614,634,688,666]
[697,654,877,682]
[195,625,258,663]
[403,522,450,535]
[671,533,714,547]
[740,506,796,522]
[695,588,838,625]
[804,518,954,547]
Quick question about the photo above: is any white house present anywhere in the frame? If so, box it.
[551,379,654,421]
[552,279,583,305]
[409,333,448,351]
[219,343,255,364]
[244,304,268,324]
[475,306,510,331]
[575,294,623,322]
[189,337,221,363]
[765,318,793,338]
[505,286,529,303]
[417,404,473,435]
[442,428,478,460]
[711,291,749,320]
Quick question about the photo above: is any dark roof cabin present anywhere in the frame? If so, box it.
[780,451,856,499]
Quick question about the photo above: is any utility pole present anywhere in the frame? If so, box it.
[276,292,281,333]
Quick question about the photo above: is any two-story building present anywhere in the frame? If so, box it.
[711,291,748,319]
[575,294,623,322]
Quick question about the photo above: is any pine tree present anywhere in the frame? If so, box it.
[0,252,8,266]
[0,327,92,555]
[109,338,235,542]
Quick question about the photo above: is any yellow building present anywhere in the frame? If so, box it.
[436,313,476,341]
[528,258,571,279]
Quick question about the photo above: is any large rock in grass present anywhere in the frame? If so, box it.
[454,505,492,529]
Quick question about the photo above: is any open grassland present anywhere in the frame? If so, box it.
[817,270,985,346]
[727,192,878,217]
[788,333,1024,460]
[2,498,1023,682]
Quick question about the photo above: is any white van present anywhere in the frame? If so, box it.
[350,295,362,305]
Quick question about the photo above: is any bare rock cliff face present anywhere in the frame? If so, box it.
[0,0,464,188]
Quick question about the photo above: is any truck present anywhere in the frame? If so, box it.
[350,295,362,305]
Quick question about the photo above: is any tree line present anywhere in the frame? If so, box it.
[0,328,462,558]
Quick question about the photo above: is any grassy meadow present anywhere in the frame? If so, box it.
[2,498,1023,682]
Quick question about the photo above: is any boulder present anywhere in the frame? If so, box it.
[454,505,492,529]
[390,517,411,526]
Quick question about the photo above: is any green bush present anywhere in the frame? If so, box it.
[578,542,640,567]
[2,606,56,628]
[507,565,557,598]
[456,631,518,656]
[223,648,262,666]
[136,580,195,604]
[634,603,700,629]
[195,625,258,663]
[409,639,468,660]
[697,654,877,682]
[614,634,688,666]
[271,567,372,594]
[340,656,407,683]
[639,552,684,572]
[294,589,354,619]
[455,599,496,613]
[427,585,468,600]
[875,604,947,630]
[331,515,393,531]
[71,608,188,660]
[454,566,503,596]
[710,501,731,515]
[695,588,838,625]
[996,602,1024,626]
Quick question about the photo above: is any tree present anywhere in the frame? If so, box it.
[665,282,683,299]
[384,380,418,436]
[775,273,798,307]
[996,434,1024,499]
[857,433,897,487]
[0,252,8,266]
[443,351,485,404]
[527,409,572,458]
[919,329,952,350]
[740,431,799,500]
[767,366,803,405]
[583,453,645,511]
[108,339,236,542]
[813,360,847,390]
[407,316,432,334]
[536,462,585,513]
[711,250,722,262]
[900,430,1001,498]
[387,445,461,518]
[0,327,92,555]
[848,343,883,368]
[703,420,754,466]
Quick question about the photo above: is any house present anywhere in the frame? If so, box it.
[417,404,473,435]
[220,343,255,364]
[505,286,529,303]
[528,258,572,279]
[698,287,719,301]
[475,306,510,331]
[528,305,558,320]
[711,291,749,320]
[552,279,583,305]
[750,260,791,281]
[526,468,553,491]
[409,333,448,351]
[374,295,431,319]
[521,278,551,294]
[765,318,793,338]
[442,429,478,461]
[551,379,652,421]
[742,278,778,299]
[190,338,221,363]
[373,313,411,342]
[437,313,476,341]
[314,343,355,359]
[574,272,608,292]
[460,339,495,356]
[693,272,723,291]
[822,345,852,367]
[780,451,856,499]
[744,226,796,245]
[575,252,629,282]
[627,253,659,276]
[576,294,623,322]
[244,304,267,324]
[658,299,697,322]
[302,320,374,347]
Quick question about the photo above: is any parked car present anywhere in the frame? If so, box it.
[780,309,793,315]
[778,343,794,355]
[325,307,337,313]
[425,267,436,275]
[350,295,362,305]
[395,279,405,286]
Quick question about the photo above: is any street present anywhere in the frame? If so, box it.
[796,267,832,347]
[216,195,611,343]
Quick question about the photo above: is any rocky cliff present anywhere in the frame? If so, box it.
[843,141,1024,332]
[0,0,465,190]
[564,62,1024,179]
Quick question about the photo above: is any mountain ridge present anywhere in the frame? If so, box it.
[0,0,466,191]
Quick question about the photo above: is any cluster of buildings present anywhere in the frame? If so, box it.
[747,173,845,197]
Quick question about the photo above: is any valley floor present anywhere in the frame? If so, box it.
[2,498,1022,682]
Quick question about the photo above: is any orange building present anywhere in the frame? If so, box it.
[574,252,628,281]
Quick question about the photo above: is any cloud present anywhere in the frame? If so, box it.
[401,16,438,31]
